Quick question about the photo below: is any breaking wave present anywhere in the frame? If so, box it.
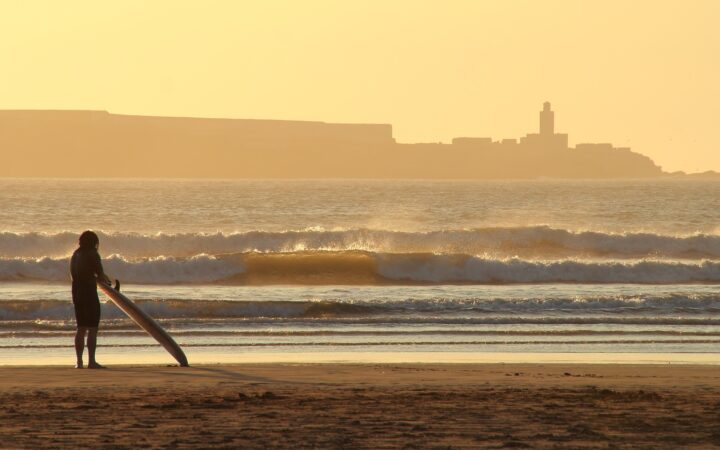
[2,292,720,322]
[0,254,244,284]
[3,227,720,259]
[2,251,720,285]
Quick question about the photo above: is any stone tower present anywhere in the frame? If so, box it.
[540,101,554,136]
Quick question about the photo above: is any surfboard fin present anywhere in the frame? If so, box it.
[114,279,121,292]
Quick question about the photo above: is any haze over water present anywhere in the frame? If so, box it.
[2,178,720,364]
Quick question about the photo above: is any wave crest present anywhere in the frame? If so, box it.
[2,251,720,285]
[0,254,244,284]
[3,227,720,259]
[2,294,720,322]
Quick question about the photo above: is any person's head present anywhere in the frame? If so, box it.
[78,230,99,250]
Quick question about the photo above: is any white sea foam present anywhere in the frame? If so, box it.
[376,254,720,284]
[0,254,244,284]
[2,227,720,259]
[2,293,720,322]
[2,251,720,284]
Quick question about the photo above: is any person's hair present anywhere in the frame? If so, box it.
[78,230,99,249]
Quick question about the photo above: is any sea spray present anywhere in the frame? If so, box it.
[3,227,720,259]
[2,251,720,284]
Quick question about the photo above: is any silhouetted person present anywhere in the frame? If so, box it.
[70,230,111,369]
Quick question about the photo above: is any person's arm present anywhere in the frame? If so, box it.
[94,252,112,285]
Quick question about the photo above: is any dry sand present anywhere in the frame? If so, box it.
[2,363,720,449]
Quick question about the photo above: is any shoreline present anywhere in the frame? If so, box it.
[3,351,720,367]
[2,362,720,388]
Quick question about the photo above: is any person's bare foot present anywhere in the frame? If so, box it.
[75,362,84,369]
[87,362,106,369]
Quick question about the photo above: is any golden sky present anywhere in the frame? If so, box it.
[0,0,718,172]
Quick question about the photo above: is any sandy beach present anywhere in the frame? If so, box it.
[2,363,720,449]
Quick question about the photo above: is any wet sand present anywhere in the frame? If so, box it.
[2,363,720,449]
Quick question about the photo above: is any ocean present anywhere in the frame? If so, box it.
[2,178,720,365]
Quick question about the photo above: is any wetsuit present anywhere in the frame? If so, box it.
[70,247,103,328]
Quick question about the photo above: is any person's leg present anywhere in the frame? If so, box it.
[74,327,87,368]
[87,328,104,368]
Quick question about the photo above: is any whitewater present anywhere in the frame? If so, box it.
[2,178,720,364]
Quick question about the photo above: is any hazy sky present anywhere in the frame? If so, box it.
[0,0,718,172]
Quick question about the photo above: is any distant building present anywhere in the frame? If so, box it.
[575,143,613,151]
[540,101,554,135]
[520,101,569,150]
[451,102,572,152]
[452,137,492,146]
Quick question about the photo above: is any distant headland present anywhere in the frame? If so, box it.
[0,104,713,178]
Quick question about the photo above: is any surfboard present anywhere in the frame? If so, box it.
[97,280,189,367]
